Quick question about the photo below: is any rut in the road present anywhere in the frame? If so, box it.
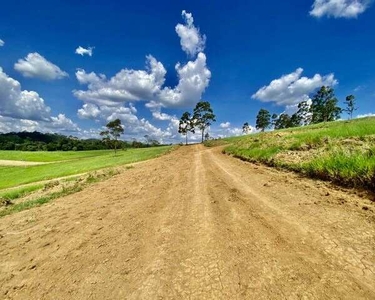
[0,145,374,299]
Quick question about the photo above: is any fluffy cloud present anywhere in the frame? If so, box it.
[77,102,175,142]
[356,113,375,118]
[252,68,338,106]
[0,67,51,120]
[75,46,94,56]
[77,103,101,119]
[152,111,174,121]
[49,114,80,132]
[310,0,371,18]
[175,10,206,57]
[0,115,79,134]
[0,39,4,47]
[159,52,211,107]
[0,67,79,134]
[14,53,68,80]
[74,55,167,105]
[74,52,210,108]
[220,122,231,128]
[211,124,255,139]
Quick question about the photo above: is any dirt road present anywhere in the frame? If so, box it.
[0,145,374,299]
[0,160,50,166]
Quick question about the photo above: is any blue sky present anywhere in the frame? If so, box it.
[0,0,374,142]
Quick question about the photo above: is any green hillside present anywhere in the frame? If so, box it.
[211,117,375,190]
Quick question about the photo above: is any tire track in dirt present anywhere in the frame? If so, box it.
[0,145,374,299]
[202,147,374,299]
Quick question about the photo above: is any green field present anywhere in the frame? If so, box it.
[211,117,375,190]
[0,147,172,190]
[0,150,112,162]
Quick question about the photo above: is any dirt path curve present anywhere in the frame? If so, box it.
[0,145,374,299]
[0,160,51,166]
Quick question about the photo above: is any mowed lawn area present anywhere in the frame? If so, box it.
[0,147,172,190]
[0,150,112,162]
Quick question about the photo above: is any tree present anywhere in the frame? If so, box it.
[204,132,210,141]
[274,113,291,129]
[193,101,216,143]
[289,113,301,128]
[242,122,251,134]
[100,119,124,155]
[296,100,312,125]
[178,112,195,145]
[144,135,160,147]
[344,95,357,120]
[256,109,271,132]
[271,114,278,127]
[310,86,342,124]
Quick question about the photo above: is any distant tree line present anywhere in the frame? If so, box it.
[0,130,164,151]
[178,101,216,144]
[247,86,357,132]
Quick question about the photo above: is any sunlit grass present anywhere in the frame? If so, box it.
[0,184,43,200]
[0,146,172,189]
[0,150,112,162]
[219,117,375,190]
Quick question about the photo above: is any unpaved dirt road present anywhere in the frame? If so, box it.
[1,145,374,299]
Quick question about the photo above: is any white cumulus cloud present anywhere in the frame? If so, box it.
[77,103,101,119]
[159,52,211,107]
[0,39,4,47]
[175,10,206,56]
[74,55,167,106]
[310,0,372,18]
[0,67,51,120]
[14,53,68,80]
[356,113,375,118]
[220,122,231,128]
[74,52,210,108]
[252,68,338,106]
[0,67,79,134]
[75,46,94,56]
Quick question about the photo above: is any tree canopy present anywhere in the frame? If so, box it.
[100,119,124,154]
[178,112,195,145]
[310,86,342,124]
[193,101,216,143]
[256,109,271,132]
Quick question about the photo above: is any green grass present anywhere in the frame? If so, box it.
[303,150,375,188]
[219,117,375,190]
[0,185,82,218]
[0,150,112,162]
[0,146,172,189]
[0,184,43,200]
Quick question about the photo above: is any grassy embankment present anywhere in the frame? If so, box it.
[208,117,375,190]
[0,146,172,190]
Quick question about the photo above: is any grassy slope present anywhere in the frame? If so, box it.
[0,150,111,162]
[218,117,375,190]
[0,146,172,189]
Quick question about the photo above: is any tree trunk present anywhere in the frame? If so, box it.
[114,139,117,156]
[185,133,188,145]
[201,129,204,143]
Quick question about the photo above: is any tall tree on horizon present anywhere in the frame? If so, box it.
[310,86,342,124]
[256,109,271,132]
[100,118,124,155]
[344,95,358,120]
[178,112,195,145]
[193,101,216,143]
[242,122,251,134]
[296,100,312,125]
